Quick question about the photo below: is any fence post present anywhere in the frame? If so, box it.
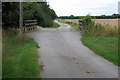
[0,1,2,79]
[79,20,84,29]
[19,0,23,33]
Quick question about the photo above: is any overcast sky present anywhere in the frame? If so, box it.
[48,0,119,16]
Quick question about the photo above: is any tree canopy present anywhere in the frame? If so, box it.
[2,2,19,28]
[2,2,57,29]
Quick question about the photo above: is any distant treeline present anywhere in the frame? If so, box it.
[2,2,57,29]
[58,14,120,19]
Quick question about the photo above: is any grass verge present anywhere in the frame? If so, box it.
[81,34,119,66]
[58,19,79,28]
[65,22,79,28]
[2,30,40,78]
[47,22,60,28]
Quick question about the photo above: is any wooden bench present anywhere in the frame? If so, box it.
[24,20,37,32]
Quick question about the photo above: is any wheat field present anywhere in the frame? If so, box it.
[93,19,119,27]
[61,19,119,35]
[61,19,119,27]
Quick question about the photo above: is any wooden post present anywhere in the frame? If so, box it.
[18,0,23,41]
[17,0,24,41]
[19,0,23,34]
[0,1,2,79]
[79,20,84,29]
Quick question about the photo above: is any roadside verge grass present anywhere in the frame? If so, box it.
[58,19,79,28]
[65,22,79,28]
[47,21,60,28]
[81,34,119,66]
[2,30,40,78]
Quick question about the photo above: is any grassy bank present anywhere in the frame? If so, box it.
[81,15,119,66]
[65,22,79,28]
[81,34,118,66]
[2,30,40,78]
[58,19,79,28]
[47,21,60,28]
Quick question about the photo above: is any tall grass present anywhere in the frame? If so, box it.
[65,22,79,28]
[81,15,119,66]
[81,15,118,36]
[58,19,79,28]
[2,29,40,78]
[47,21,60,28]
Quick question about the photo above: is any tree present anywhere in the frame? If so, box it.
[2,2,57,28]
[2,2,19,28]
[23,2,57,27]
[81,14,93,27]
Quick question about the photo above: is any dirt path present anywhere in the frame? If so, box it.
[27,21,118,78]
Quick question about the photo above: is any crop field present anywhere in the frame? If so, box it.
[61,19,80,25]
[61,19,119,27]
[93,19,119,27]
[60,19,119,35]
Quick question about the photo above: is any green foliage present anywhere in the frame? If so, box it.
[57,19,79,28]
[47,22,60,28]
[81,14,95,34]
[81,15,119,66]
[81,14,94,27]
[69,15,75,19]
[81,34,119,66]
[94,14,120,19]
[65,22,79,28]
[2,2,19,28]
[2,30,40,78]
[23,2,57,27]
[81,15,118,36]
[58,13,120,19]
[2,2,57,28]
[58,15,80,19]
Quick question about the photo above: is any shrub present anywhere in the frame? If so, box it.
[2,2,57,28]
[81,15,118,36]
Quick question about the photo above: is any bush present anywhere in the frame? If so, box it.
[2,2,57,28]
[81,15,118,36]
[23,2,57,27]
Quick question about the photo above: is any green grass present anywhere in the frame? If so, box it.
[57,19,62,23]
[57,19,79,28]
[65,22,79,28]
[81,34,119,66]
[2,32,40,78]
[47,22,60,28]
